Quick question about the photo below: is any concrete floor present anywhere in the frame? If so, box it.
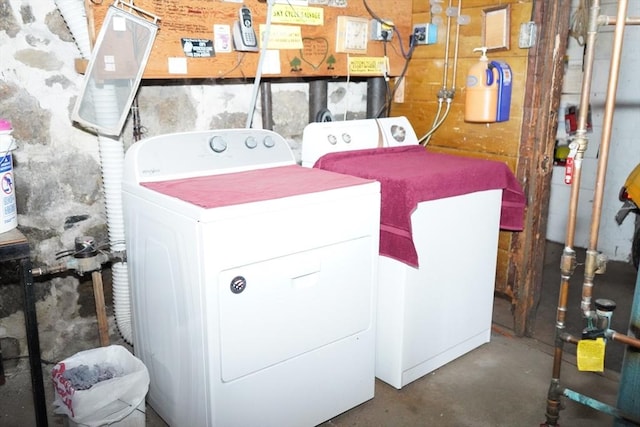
[1,241,636,427]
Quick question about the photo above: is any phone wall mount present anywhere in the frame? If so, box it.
[233,5,259,52]
[71,1,159,136]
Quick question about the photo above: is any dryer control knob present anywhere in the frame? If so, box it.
[328,134,337,145]
[263,135,275,148]
[209,136,227,153]
[230,276,247,294]
[245,136,257,149]
[342,133,352,143]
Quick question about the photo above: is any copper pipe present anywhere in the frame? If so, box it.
[581,0,629,320]
[551,0,601,381]
[545,2,602,425]
[598,16,640,26]
[610,331,640,348]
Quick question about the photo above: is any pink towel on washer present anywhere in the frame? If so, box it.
[314,145,525,267]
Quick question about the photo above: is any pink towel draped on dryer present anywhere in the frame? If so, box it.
[314,145,526,268]
[141,165,376,208]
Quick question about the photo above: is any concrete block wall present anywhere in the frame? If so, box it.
[547,0,640,262]
[0,0,367,367]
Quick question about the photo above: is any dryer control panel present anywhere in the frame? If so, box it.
[124,129,296,183]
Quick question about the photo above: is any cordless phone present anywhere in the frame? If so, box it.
[233,5,259,52]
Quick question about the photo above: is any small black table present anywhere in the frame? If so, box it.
[0,229,47,426]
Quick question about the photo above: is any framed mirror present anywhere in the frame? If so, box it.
[482,5,510,51]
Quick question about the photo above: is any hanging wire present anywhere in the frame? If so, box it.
[363,0,413,60]
[569,0,589,46]
[131,96,147,142]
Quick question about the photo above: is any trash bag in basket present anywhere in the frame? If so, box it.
[52,345,150,427]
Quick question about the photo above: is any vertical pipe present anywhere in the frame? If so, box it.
[450,0,462,94]
[92,270,110,346]
[309,79,328,123]
[21,256,47,427]
[367,77,386,118]
[441,0,453,91]
[261,81,274,130]
[544,1,602,425]
[580,0,628,320]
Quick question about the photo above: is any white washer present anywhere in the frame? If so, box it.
[122,129,381,426]
[302,117,504,389]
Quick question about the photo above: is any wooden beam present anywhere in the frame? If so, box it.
[509,0,572,336]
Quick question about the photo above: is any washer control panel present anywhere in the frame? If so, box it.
[300,116,418,167]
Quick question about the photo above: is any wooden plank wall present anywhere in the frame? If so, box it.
[393,0,533,299]
[86,0,412,79]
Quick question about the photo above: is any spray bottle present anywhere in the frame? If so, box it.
[464,47,498,123]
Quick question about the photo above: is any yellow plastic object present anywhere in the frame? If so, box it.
[624,163,640,203]
[464,47,498,123]
[576,338,605,372]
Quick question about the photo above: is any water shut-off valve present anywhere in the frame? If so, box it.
[32,236,115,277]
[582,298,617,340]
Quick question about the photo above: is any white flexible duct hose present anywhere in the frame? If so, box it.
[54,0,92,59]
[56,0,133,343]
[98,134,132,343]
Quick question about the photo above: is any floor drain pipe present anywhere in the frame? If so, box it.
[56,0,133,343]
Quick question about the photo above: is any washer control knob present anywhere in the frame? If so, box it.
[245,136,257,149]
[230,276,247,294]
[209,136,227,153]
[263,135,275,148]
[342,133,352,143]
[328,134,337,145]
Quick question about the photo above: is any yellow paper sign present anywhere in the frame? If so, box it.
[576,338,605,372]
[348,57,388,76]
[260,24,304,50]
[271,5,324,26]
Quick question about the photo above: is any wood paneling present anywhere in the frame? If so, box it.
[397,1,571,335]
[86,0,412,79]
[395,0,532,304]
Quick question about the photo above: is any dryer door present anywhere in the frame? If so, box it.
[216,236,375,382]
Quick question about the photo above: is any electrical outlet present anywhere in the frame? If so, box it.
[412,23,437,46]
[371,19,393,41]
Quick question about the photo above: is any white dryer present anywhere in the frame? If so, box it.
[122,129,381,426]
[302,117,524,390]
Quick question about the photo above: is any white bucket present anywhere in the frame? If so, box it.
[0,119,17,233]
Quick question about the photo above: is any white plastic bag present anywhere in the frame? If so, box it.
[52,345,149,427]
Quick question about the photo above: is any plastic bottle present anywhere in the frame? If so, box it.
[0,119,17,233]
[464,47,498,123]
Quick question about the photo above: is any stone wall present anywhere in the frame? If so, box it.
[0,0,367,368]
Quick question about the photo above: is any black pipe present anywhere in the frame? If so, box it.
[261,81,274,130]
[21,256,47,426]
[309,79,328,123]
[367,77,387,118]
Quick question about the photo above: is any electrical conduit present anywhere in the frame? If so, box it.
[56,0,133,343]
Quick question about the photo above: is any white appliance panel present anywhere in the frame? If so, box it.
[376,190,501,387]
[218,237,373,382]
[301,117,503,389]
[125,197,210,424]
[124,128,381,426]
